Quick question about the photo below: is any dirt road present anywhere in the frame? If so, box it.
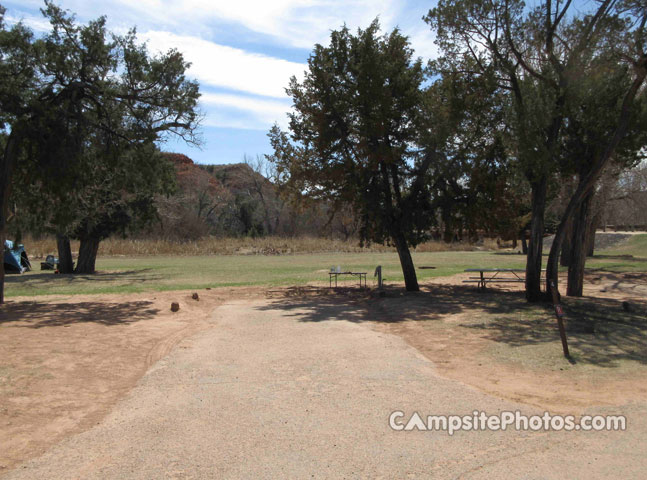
[5,298,646,479]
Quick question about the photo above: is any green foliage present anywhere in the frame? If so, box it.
[269,20,432,248]
[5,1,200,244]
[423,67,529,240]
[559,57,647,178]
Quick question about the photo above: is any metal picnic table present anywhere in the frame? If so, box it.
[463,268,529,290]
[329,271,368,288]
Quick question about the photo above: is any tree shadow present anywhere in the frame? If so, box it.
[260,284,536,324]
[261,286,374,323]
[0,299,160,328]
[590,254,647,261]
[260,283,647,368]
[5,269,161,286]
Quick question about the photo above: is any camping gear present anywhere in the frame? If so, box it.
[4,240,31,274]
[41,255,58,270]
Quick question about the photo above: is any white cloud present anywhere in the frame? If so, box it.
[405,27,439,62]
[140,30,305,98]
[200,92,292,130]
[15,0,404,49]
[4,0,439,136]
[5,13,52,32]
[112,0,400,49]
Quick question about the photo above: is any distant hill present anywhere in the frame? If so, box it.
[199,163,274,196]
[161,153,287,237]
[163,153,223,193]
[162,153,275,196]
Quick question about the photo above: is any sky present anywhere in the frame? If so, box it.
[4,0,440,165]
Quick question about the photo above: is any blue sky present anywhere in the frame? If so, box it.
[4,0,440,164]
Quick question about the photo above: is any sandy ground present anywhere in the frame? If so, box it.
[3,297,647,479]
[1,272,646,478]
[370,271,647,413]
[0,288,263,473]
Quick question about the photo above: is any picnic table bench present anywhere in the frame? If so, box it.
[463,268,530,290]
[329,271,367,288]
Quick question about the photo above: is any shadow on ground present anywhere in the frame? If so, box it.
[5,269,160,286]
[0,299,160,328]
[261,283,647,368]
[262,284,538,324]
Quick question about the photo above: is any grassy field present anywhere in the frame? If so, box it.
[6,234,646,297]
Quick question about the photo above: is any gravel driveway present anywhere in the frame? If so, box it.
[5,298,646,479]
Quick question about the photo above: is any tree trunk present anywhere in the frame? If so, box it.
[393,232,419,292]
[521,236,528,254]
[547,57,647,297]
[56,234,74,273]
[566,193,592,297]
[442,205,453,244]
[560,216,573,267]
[586,211,599,257]
[75,237,100,274]
[525,177,547,302]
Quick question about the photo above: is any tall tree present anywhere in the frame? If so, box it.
[427,0,562,301]
[426,0,633,301]
[424,68,527,244]
[268,21,434,291]
[3,2,200,281]
[544,0,647,295]
[555,53,647,296]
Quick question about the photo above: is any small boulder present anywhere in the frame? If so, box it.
[171,302,180,312]
[192,293,199,301]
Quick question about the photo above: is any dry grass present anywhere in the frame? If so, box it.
[22,235,499,259]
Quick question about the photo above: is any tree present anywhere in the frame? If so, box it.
[242,154,287,236]
[268,20,434,291]
[426,0,565,301]
[423,68,527,245]
[544,0,647,296]
[554,54,647,296]
[70,145,176,274]
[426,0,637,301]
[600,161,647,228]
[3,2,201,281]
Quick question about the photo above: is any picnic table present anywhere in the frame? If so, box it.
[463,268,529,290]
[329,271,368,288]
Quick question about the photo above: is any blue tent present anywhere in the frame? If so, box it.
[4,240,31,274]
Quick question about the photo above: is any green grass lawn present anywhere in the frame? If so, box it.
[7,234,646,297]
